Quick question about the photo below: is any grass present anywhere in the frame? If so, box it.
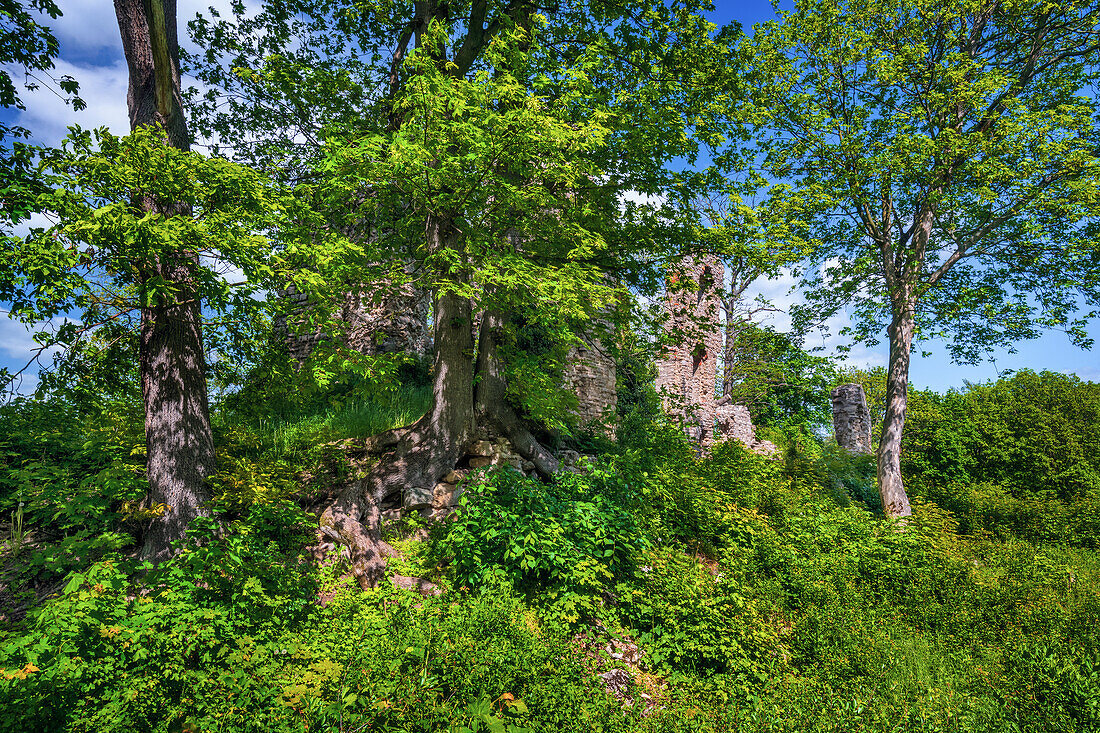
[257,385,432,458]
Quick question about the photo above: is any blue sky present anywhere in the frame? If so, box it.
[1,0,1097,393]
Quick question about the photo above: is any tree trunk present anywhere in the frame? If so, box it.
[115,0,215,561]
[475,311,560,478]
[317,217,477,587]
[315,294,560,589]
[318,287,476,587]
[877,305,915,518]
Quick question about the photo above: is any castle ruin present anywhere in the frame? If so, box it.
[655,255,725,448]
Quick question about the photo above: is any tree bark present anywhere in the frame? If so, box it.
[475,311,560,478]
[115,0,215,561]
[877,305,914,518]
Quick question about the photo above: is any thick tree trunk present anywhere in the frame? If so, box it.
[115,0,215,561]
[318,288,476,587]
[316,298,561,589]
[317,217,478,587]
[877,306,915,518]
[139,275,215,560]
[475,311,560,478]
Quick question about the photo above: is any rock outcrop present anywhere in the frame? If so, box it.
[831,383,874,454]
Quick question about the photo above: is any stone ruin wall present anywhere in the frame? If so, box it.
[654,255,777,456]
[280,279,620,432]
[562,336,617,429]
[655,255,725,448]
[277,278,430,365]
[831,383,874,454]
[341,281,430,358]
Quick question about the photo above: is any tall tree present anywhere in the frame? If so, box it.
[186,0,728,585]
[111,0,216,559]
[745,0,1100,517]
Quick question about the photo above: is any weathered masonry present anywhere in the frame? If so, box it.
[655,255,725,448]
[831,383,874,454]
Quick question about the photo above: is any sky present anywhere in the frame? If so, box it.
[1,0,1098,393]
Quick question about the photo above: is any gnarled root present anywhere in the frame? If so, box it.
[314,485,397,590]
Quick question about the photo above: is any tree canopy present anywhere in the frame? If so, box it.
[744,0,1100,515]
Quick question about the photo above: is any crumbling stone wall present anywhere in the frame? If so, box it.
[831,383,874,454]
[562,336,617,429]
[715,403,754,447]
[655,255,724,447]
[276,276,430,365]
[714,402,780,456]
[342,279,430,358]
[275,285,324,364]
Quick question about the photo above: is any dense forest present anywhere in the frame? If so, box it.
[2,0,1100,731]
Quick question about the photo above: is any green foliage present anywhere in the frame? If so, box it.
[619,546,778,681]
[0,538,630,732]
[4,126,281,322]
[0,395,145,578]
[1,0,82,231]
[746,0,1100,359]
[3,380,1100,731]
[0,497,319,733]
[903,371,1100,546]
[724,324,838,430]
[433,464,648,624]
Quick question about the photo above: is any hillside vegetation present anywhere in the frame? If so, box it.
[1,368,1098,732]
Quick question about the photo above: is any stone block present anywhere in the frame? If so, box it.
[715,403,755,448]
[403,484,434,510]
[432,482,457,509]
[468,440,493,457]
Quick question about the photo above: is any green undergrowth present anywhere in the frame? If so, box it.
[242,384,432,461]
[2,389,1099,731]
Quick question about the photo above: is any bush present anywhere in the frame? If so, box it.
[432,464,648,624]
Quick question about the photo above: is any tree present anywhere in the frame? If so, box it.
[109,0,217,559]
[1,1,310,561]
[1,0,81,260]
[0,125,293,559]
[185,0,729,585]
[689,191,811,398]
[746,0,1100,517]
[723,324,837,430]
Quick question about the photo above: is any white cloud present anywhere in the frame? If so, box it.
[44,0,123,57]
[12,0,259,148]
[0,314,49,361]
[45,0,249,57]
[9,58,129,146]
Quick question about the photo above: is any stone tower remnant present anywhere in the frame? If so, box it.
[655,255,724,447]
[277,275,430,366]
[831,383,874,454]
[562,336,617,429]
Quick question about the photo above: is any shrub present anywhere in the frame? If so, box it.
[432,464,648,624]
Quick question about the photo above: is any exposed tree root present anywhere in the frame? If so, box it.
[307,303,560,590]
